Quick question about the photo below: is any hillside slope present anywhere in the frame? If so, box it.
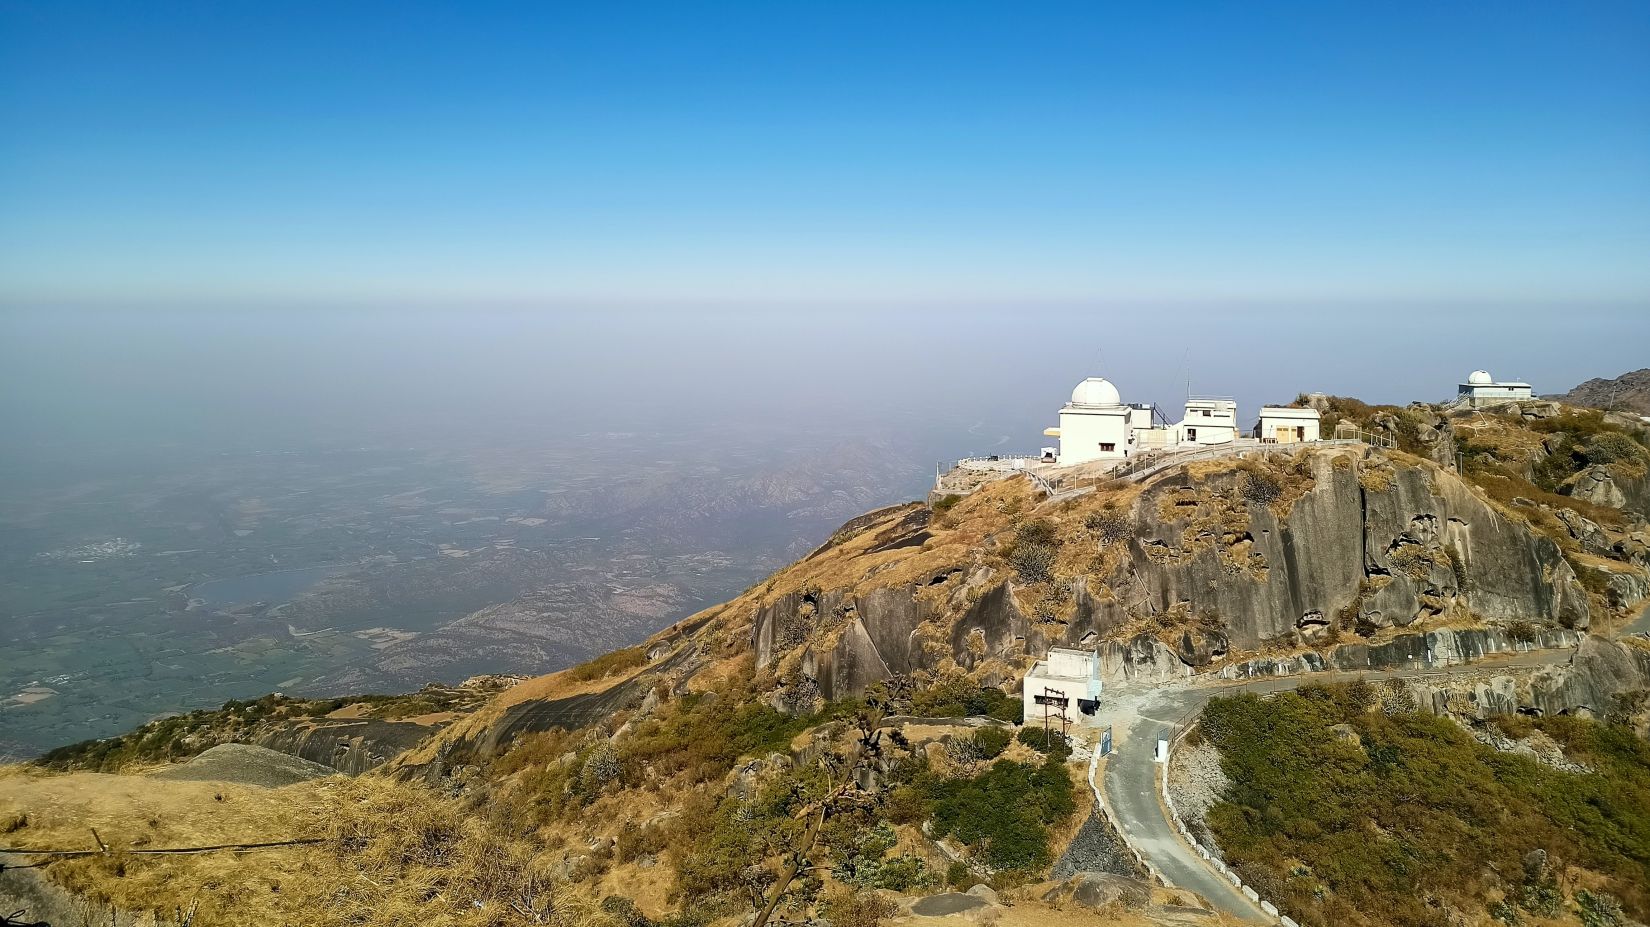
[9,398,1650,927]
[1549,368,1650,416]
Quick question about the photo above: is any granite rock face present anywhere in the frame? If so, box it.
[1399,636,1650,720]
[253,718,434,774]
[749,450,1598,703]
[1217,627,1585,680]
[1569,465,1650,518]
[1526,636,1650,717]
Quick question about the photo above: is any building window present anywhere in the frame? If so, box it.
[1201,410,1211,417]
[1186,428,1197,441]
[1099,442,1115,452]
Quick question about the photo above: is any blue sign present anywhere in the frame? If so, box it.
[1099,726,1113,757]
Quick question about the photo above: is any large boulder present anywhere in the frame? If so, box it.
[1042,872,1153,911]
[1098,632,1195,685]
[1527,636,1650,717]
[1569,465,1650,517]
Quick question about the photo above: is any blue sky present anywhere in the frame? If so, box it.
[2,1,1648,307]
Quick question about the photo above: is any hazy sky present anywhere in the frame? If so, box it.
[3,2,1649,307]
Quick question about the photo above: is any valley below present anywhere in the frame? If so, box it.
[0,422,946,758]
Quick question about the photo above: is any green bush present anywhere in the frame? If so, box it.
[909,675,1020,722]
[1015,518,1058,547]
[1010,541,1056,583]
[971,725,1012,759]
[1016,726,1072,760]
[1009,518,1060,583]
[931,494,962,515]
[1585,433,1650,467]
[1577,890,1625,927]
[918,757,1076,872]
[1199,685,1650,927]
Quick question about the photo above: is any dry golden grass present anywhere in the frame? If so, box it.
[0,768,620,927]
[1454,416,1549,461]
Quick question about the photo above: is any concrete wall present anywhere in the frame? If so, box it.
[1059,407,1129,464]
[1048,648,1094,677]
[1175,399,1238,446]
[1256,407,1321,443]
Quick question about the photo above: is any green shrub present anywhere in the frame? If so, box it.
[1083,508,1133,545]
[909,675,1020,722]
[1585,433,1650,467]
[1199,685,1650,927]
[971,725,1012,759]
[1010,541,1056,583]
[1016,726,1072,760]
[919,756,1076,872]
[1577,890,1625,927]
[932,494,963,515]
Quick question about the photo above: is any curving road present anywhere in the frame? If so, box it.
[1096,648,1579,923]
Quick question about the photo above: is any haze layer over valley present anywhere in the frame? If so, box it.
[1,305,1644,759]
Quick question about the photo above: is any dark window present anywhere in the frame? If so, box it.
[1187,427,1198,441]
[1099,442,1116,452]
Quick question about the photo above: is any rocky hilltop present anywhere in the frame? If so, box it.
[1548,367,1650,416]
[411,406,1649,774]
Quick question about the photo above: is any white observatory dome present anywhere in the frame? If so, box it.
[1468,370,1494,385]
[1070,377,1122,406]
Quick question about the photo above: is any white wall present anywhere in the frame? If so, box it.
[1460,384,1533,404]
[1175,399,1237,445]
[1058,408,1129,463]
[1256,407,1321,442]
[1047,648,1093,677]
[1022,651,1102,727]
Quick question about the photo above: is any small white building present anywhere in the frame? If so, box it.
[1457,370,1532,408]
[1174,397,1238,445]
[1047,378,1131,465]
[1254,406,1322,443]
[1022,647,1102,728]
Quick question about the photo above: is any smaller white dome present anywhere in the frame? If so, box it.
[1070,377,1122,406]
[1468,370,1494,385]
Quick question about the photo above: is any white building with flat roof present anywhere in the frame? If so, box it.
[1457,370,1532,408]
[1041,376,1325,466]
[1255,405,1322,443]
[1175,397,1238,446]
[1022,647,1102,728]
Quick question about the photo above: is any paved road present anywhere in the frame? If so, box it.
[1098,647,1578,924]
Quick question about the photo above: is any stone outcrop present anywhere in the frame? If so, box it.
[1117,454,1589,648]
[1569,465,1650,517]
[1217,627,1585,680]
[1525,636,1650,717]
[1399,636,1650,720]
[749,449,1599,704]
[254,718,436,774]
[1097,633,1196,685]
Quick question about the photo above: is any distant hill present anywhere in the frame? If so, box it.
[1548,368,1650,415]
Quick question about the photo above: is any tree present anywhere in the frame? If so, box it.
[750,710,909,927]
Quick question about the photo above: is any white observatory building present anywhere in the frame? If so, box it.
[1045,378,1156,465]
[1457,370,1533,408]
